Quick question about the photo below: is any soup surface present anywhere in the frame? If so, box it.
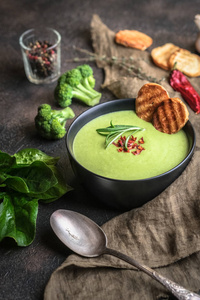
[73,110,189,180]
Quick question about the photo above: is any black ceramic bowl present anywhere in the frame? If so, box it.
[66,99,196,210]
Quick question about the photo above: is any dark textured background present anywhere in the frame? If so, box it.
[0,0,199,299]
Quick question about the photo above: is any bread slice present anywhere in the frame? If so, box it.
[135,83,169,122]
[151,43,180,70]
[152,97,189,134]
[115,30,153,50]
[168,48,200,77]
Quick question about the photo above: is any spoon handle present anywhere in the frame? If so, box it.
[106,248,200,300]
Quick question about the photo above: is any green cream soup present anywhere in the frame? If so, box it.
[73,110,189,180]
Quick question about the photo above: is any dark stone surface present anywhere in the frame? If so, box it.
[0,0,199,299]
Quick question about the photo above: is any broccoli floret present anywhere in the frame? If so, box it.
[54,65,101,108]
[35,104,75,140]
[77,64,96,89]
[57,73,67,85]
[54,83,73,108]
[55,82,99,108]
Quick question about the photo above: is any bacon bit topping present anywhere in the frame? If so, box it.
[112,136,145,155]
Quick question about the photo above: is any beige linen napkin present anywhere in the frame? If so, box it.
[44,15,200,300]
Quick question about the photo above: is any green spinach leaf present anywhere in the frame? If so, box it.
[14,148,59,166]
[0,192,38,246]
[0,151,16,172]
[0,173,30,193]
[7,161,57,194]
[36,166,73,203]
[0,148,72,246]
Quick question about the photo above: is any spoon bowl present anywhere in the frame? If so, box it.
[50,209,200,300]
[50,209,107,257]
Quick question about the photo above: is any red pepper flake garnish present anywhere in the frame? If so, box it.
[129,135,137,142]
[138,137,144,144]
[124,150,130,153]
[132,149,142,155]
[170,69,200,114]
[112,136,145,155]
[112,142,119,147]
[131,143,138,149]
[118,139,124,147]
[137,145,145,151]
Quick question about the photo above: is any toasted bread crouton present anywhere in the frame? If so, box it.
[115,30,153,50]
[168,48,200,77]
[151,43,180,70]
[135,83,169,122]
[152,97,189,134]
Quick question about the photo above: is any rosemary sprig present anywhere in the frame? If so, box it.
[66,46,165,84]
[96,121,145,149]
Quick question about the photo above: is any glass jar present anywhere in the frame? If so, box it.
[19,27,61,84]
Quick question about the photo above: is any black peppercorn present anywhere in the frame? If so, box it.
[26,40,57,79]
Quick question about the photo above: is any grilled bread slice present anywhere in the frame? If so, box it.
[115,30,153,50]
[151,43,180,70]
[168,48,200,77]
[152,97,189,134]
[135,83,169,122]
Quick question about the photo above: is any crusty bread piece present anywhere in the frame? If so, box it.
[152,97,189,134]
[135,83,169,122]
[115,30,153,50]
[168,48,200,77]
[151,43,180,70]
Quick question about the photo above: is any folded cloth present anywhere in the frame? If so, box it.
[44,15,200,300]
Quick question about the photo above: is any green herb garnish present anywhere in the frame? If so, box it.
[96,121,145,149]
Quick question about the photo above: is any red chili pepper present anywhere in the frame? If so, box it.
[170,69,200,114]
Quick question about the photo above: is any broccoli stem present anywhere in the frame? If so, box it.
[72,89,101,106]
[81,77,96,93]
[88,76,95,88]
[52,107,75,125]
[77,82,100,98]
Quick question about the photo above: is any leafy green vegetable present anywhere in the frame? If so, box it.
[1,161,58,194]
[0,193,38,246]
[14,148,60,166]
[0,151,16,172]
[0,148,72,246]
[8,161,58,193]
[96,121,145,149]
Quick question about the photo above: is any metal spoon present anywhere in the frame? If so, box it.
[50,209,200,300]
